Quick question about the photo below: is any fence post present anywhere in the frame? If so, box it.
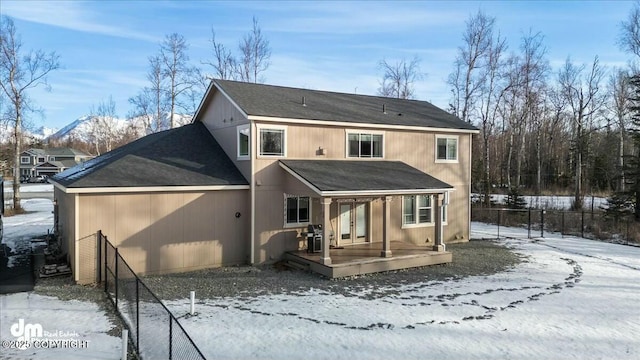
[497,209,501,239]
[169,315,173,360]
[136,278,140,353]
[540,210,545,238]
[528,208,531,239]
[96,230,102,284]
[561,211,565,237]
[104,235,108,293]
[115,247,119,310]
[581,211,585,238]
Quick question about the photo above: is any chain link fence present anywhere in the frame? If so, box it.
[101,231,206,360]
[472,207,640,245]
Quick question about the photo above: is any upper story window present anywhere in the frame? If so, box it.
[237,125,250,160]
[347,131,383,158]
[436,135,458,162]
[37,157,46,163]
[258,125,286,157]
[21,156,30,164]
[49,156,55,161]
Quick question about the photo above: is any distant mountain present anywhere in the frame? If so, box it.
[0,114,193,146]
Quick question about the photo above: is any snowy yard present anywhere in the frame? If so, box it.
[1,198,121,360]
[1,194,639,359]
[164,224,640,360]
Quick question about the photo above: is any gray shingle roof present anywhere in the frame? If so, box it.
[279,160,452,194]
[212,79,477,131]
[51,122,248,188]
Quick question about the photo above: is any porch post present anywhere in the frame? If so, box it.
[321,197,332,265]
[381,196,392,258]
[433,193,445,252]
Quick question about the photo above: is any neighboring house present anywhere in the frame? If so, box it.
[51,79,478,284]
[20,148,93,178]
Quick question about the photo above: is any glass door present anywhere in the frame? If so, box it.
[339,202,368,245]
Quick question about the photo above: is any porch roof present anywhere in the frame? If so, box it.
[279,160,453,196]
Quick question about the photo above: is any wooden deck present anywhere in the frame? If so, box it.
[284,241,452,278]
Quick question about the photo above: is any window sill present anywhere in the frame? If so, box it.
[435,159,458,164]
[284,222,310,229]
[237,156,249,161]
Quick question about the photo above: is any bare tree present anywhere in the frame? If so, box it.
[377,57,423,99]
[558,56,607,210]
[87,96,118,155]
[609,69,632,191]
[619,2,640,60]
[203,29,237,80]
[448,10,496,123]
[0,16,60,210]
[129,55,168,133]
[237,17,271,83]
[477,32,507,205]
[160,33,196,128]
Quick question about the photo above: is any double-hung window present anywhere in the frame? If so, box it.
[259,125,286,157]
[436,135,458,162]
[347,132,383,158]
[403,195,432,226]
[237,125,250,160]
[20,156,30,164]
[285,195,310,226]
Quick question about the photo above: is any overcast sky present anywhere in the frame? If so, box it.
[1,0,636,130]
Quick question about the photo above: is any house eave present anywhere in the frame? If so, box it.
[51,181,249,194]
[248,115,480,134]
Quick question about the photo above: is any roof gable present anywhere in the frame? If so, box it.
[201,79,477,131]
[51,122,248,188]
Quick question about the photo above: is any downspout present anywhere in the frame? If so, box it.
[250,121,256,265]
[74,193,79,283]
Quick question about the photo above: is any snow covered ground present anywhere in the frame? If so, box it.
[163,223,640,360]
[475,193,608,210]
[0,199,121,360]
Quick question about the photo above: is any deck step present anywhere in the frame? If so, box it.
[283,259,310,271]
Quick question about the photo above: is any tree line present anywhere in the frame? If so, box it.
[5,5,640,215]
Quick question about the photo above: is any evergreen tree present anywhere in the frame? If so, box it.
[621,74,640,221]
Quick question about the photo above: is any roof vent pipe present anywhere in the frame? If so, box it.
[302,96,306,106]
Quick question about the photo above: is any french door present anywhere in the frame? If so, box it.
[339,202,368,245]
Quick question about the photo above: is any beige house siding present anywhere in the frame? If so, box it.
[54,187,76,268]
[57,189,249,283]
[199,88,251,180]
[250,121,472,264]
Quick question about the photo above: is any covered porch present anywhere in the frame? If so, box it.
[280,160,454,278]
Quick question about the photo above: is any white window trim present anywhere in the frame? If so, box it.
[283,194,311,228]
[20,156,30,164]
[257,124,287,158]
[345,129,385,159]
[442,192,449,225]
[435,135,459,163]
[237,124,250,160]
[402,194,434,229]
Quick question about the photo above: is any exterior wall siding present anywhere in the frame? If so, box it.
[72,190,249,278]
[54,187,76,270]
[251,121,472,263]
[199,89,251,180]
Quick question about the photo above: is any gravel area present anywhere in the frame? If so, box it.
[143,240,524,301]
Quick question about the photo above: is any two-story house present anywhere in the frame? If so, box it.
[20,148,93,178]
[50,80,478,284]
